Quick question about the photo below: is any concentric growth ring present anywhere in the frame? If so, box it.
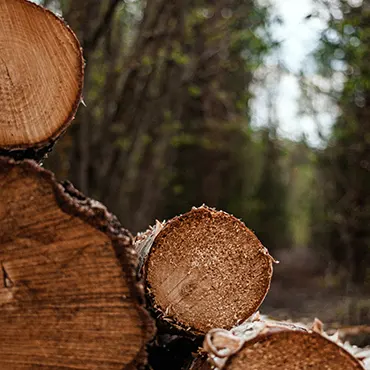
[0,0,84,152]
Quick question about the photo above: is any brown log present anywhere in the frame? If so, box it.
[135,206,274,335]
[0,0,84,160]
[190,316,367,370]
[0,157,155,369]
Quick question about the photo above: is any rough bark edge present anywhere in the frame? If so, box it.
[0,140,55,162]
[191,314,367,370]
[134,205,275,337]
[136,220,198,337]
[0,0,84,156]
[0,157,156,370]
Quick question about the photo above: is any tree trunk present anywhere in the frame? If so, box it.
[190,317,367,370]
[0,0,84,160]
[0,157,154,369]
[97,0,188,232]
[135,206,274,336]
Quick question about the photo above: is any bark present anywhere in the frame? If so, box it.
[0,157,154,369]
[0,0,84,160]
[190,316,367,370]
[135,206,274,336]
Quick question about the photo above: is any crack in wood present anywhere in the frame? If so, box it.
[1,262,14,288]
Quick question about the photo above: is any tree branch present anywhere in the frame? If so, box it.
[84,0,122,52]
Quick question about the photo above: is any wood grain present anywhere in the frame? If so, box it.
[190,319,365,370]
[0,0,83,156]
[0,158,154,369]
[136,207,274,335]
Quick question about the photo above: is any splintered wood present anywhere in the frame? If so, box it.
[0,158,154,369]
[190,317,367,370]
[0,0,83,158]
[135,206,274,335]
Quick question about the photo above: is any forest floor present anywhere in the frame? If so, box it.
[260,248,370,347]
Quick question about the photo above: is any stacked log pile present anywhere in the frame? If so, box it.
[135,208,369,370]
[0,1,368,369]
[0,1,154,369]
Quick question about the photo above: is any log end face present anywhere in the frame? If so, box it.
[226,330,365,370]
[0,157,154,369]
[146,206,274,334]
[0,0,84,154]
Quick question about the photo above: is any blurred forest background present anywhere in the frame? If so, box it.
[37,0,369,329]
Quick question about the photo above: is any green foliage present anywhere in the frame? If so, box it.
[44,0,303,254]
[187,85,202,98]
[245,128,292,252]
[310,0,370,284]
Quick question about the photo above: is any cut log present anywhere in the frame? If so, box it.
[0,157,154,369]
[135,206,274,335]
[190,316,367,370]
[0,0,84,160]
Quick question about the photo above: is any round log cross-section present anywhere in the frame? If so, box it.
[136,206,274,335]
[0,158,154,369]
[224,331,365,370]
[191,319,366,370]
[0,0,84,159]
